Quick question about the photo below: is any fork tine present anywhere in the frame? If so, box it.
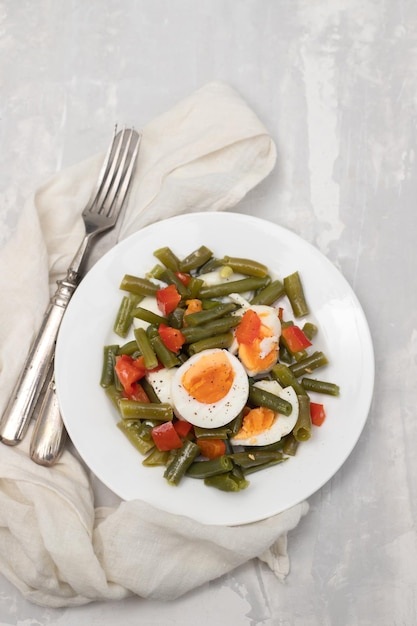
[83,125,120,214]
[94,128,127,214]
[104,130,142,218]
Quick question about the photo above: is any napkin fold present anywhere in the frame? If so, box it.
[0,81,308,608]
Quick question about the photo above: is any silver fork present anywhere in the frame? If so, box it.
[0,127,141,447]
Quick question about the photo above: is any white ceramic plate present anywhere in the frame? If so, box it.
[55,212,374,526]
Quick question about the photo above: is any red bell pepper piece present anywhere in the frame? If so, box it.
[235,309,261,345]
[158,323,186,353]
[151,421,183,451]
[175,271,192,286]
[281,325,312,353]
[124,382,150,403]
[173,420,193,439]
[115,354,146,395]
[310,402,326,426]
[156,284,181,315]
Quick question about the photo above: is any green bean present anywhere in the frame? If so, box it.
[197,256,222,274]
[282,432,299,456]
[153,246,180,272]
[183,302,238,326]
[132,307,168,327]
[150,335,180,369]
[100,345,119,387]
[229,450,285,469]
[168,306,185,329]
[140,378,161,404]
[164,440,200,485]
[271,363,307,396]
[302,322,318,341]
[119,400,173,421]
[134,327,159,369]
[187,276,204,298]
[142,448,170,467]
[301,378,340,396]
[186,455,234,478]
[113,295,142,337]
[179,245,213,272]
[117,420,155,455]
[250,279,285,305]
[181,316,240,343]
[243,456,287,475]
[278,342,293,364]
[119,274,159,297]
[283,271,309,318]
[293,394,311,442]
[248,384,293,416]
[105,384,123,410]
[117,340,140,356]
[146,263,166,280]
[188,332,234,355]
[159,267,190,296]
[204,471,249,492]
[198,275,270,299]
[193,425,230,440]
[289,351,328,378]
[227,411,244,437]
[219,256,268,277]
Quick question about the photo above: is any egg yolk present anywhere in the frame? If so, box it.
[181,351,234,404]
[238,319,278,374]
[233,406,276,441]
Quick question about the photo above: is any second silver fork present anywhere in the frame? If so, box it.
[0,127,141,450]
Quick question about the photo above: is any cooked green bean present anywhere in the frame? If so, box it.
[184,302,238,326]
[282,432,299,456]
[113,295,142,337]
[117,420,155,455]
[219,256,268,277]
[119,400,173,421]
[134,327,159,369]
[193,425,230,440]
[188,332,234,355]
[250,279,285,305]
[186,455,234,478]
[302,322,318,340]
[283,271,309,318]
[164,440,200,485]
[117,340,140,356]
[100,345,119,387]
[187,276,204,298]
[119,274,159,297]
[293,394,311,442]
[204,471,249,492]
[159,267,190,296]
[132,307,168,326]
[150,335,180,369]
[271,363,307,396]
[146,263,166,280]
[153,246,180,272]
[142,448,170,467]
[140,378,161,404]
[301,377,340,396]
[289,351,328,378]
[105,384,123,410]
[181,316,240,343]
[179,245,213,272]
[198,275,270,299]
[229,450,285,469]
[167,307,184,329]
[248,384,293,416]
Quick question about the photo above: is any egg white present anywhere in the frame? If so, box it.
[170,348,249,428]
[145,367,177,405]
[230,380,299,447]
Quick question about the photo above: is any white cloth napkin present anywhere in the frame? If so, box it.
[0,81,308,608]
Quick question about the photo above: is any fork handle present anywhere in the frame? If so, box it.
[0,270,79,445]
[29,366,67,466]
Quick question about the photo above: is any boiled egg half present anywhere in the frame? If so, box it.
[171,348,249,428]
[231,379,299,446]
